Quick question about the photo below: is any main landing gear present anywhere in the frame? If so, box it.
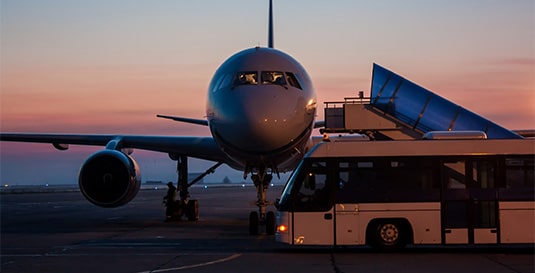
[248,167,276,235]
[172,155,276,235]
[172,155,222,222]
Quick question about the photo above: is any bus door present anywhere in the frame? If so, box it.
[469,160,498,244]
[441,160,498,244]
[291,163,335,245]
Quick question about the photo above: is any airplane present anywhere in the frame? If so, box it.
[0,0,320,235]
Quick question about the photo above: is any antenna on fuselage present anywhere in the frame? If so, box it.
[268,0,274,48]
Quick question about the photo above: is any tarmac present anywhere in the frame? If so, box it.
[1,185,534,273]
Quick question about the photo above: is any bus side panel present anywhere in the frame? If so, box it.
[499,201,535,243]
[275,211,292,244]
[292,209,335,245]
[335,204,362,245]
[358,203,442,245]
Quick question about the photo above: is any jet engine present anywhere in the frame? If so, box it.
[79,150,141,208]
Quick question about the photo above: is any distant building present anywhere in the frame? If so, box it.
[144,173,205,185]
[188,173,204,184]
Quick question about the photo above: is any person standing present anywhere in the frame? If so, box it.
[163,182,177,221]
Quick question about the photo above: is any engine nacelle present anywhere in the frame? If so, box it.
[79,150,141,208]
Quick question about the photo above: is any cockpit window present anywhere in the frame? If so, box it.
[235,71,258,85]
[233,71,303,90]
[286,72,302,90]
[261,71,286,86]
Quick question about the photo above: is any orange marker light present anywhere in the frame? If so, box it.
[277,225,288,233]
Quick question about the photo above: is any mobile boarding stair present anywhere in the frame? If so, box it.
[322,63,524,140]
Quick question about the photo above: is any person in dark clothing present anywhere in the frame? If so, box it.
[163,182,177,221]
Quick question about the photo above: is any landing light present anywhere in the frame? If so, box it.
[306,99,316,111]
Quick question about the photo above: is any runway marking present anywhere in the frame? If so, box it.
[136,253,242,273]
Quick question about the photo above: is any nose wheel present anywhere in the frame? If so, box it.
[249,211,276,235]
[249,172,276,235]
[249,211,259,235]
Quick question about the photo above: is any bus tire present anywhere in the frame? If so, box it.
[369,220,407,249]
[249,211,259,235]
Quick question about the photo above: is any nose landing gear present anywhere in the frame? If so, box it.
[172,155,276,235]
[248,169,276,235]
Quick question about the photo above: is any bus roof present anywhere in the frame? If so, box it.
[307,139,534,158]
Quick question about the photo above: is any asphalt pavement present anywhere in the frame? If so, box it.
[1,185,533,273]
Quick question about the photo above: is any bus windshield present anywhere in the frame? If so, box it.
[277,160,304,210]
[277,159,333,212]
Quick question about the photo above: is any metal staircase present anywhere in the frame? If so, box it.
[323,64,523,140]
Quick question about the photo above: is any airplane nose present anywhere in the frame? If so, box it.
[213,88,313,153]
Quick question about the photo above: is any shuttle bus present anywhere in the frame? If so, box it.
[275,137,534,248]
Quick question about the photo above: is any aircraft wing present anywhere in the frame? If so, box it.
[0,133,228,162]
[156,115,208,126]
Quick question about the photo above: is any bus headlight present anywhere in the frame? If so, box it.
[277,224,288,233]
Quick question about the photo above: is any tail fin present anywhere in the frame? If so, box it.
[268,0,274,48]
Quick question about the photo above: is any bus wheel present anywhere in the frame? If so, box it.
[249,211,259,235]
[374,221,405,249]
[265,211,276,235]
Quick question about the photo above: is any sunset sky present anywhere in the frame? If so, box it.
[1,0,534,185]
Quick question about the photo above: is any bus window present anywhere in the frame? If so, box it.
[357,161,373,168]
[378,158,439,202]
[336,161,371,188]
[472,160,496,189]
[505,157,534,188]
[442,161,466,189]
[338,162,349,189]
[335,160,375,202]
[506,168,524,188]
[293,161,332,212]
[335,158,440,203]
[500,157,535,201]
[385,159,436,190]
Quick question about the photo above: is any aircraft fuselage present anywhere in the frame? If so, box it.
[206,47,317,173]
